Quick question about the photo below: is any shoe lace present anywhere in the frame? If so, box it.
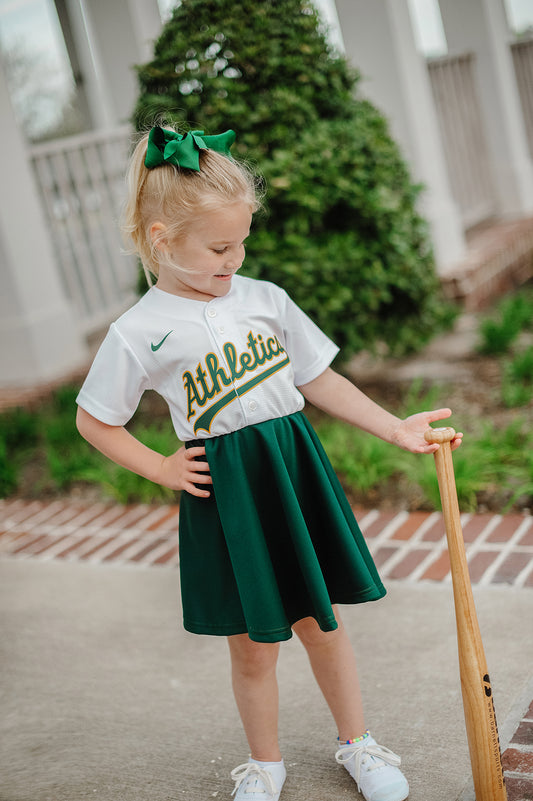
[335,742,402,792]
[230,763,279,796]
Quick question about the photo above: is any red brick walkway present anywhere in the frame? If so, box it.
[1,498,532,799]
[1,499,532,586]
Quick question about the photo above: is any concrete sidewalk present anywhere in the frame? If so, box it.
[1,556,532,801]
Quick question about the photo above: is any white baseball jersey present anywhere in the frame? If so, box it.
[76,276,339,441]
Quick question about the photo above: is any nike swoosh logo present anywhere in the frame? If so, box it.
[151,330,173,352]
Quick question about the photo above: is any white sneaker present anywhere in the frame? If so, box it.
[335,735,409,801]
[230,759,286,800]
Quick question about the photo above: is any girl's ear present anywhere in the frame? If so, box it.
[150,221,169,252]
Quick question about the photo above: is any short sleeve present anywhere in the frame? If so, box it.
[76,324,152,426]
[279,290,339,386]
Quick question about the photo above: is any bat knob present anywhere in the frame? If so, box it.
[425,426,456,445]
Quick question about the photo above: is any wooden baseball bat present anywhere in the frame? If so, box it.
[424,426,507,801]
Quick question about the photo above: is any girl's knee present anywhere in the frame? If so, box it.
[292,610,345,649]
[227,634,280,678]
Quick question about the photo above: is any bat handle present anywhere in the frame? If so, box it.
[424,425,463,571]
[424,427,460,536]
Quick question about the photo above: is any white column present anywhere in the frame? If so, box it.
[62,0,115,128]
[438,0,533,217]
[334,0,466,274]
[55,0,93,130]
[60,0,162,129]
[0,62,87,387]
[127,0,164,64]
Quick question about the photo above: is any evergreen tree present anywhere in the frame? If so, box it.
[134,0,448,357]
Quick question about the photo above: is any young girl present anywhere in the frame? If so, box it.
[76,126,462,801]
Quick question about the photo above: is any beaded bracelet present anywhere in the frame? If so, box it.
[337,730,370,745]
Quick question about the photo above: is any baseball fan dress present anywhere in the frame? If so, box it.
[76,276,386,642]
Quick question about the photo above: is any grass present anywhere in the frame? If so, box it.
[76,422,177,504]
[501,346,533,408]
[315,376,532,513]
[1,381,531,512]
[477,289,533,356]
[1,286,532,511]
[477,286,533,408]
[0,386,178,504]
[0,406,40,496]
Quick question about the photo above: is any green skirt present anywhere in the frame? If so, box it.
[179,412,385,642]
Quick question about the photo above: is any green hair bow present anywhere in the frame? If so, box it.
[144,126,236,172]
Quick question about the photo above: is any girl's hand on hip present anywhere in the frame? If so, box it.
[392,408,464,454]
[159,445,212,497]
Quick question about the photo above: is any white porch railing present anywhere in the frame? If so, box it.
[511,36,533,160]
[427,53,496,230]
[29,126,137,337]
[427,39,533,231]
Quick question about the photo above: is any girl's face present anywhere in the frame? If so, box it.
[155,202,252,301]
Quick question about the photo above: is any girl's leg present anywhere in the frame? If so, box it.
[292,607,366,740]
[294,610,410,801]
[227,634,282,761]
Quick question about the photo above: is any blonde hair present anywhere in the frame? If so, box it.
[122,128,261,286]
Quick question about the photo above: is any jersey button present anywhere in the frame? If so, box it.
[248,400,258,411]
[207,308,217,318]
[217,326,225,334]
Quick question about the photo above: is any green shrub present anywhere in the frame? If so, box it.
[133,0,449,358]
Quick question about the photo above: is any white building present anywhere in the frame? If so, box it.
[1,0,532,388]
